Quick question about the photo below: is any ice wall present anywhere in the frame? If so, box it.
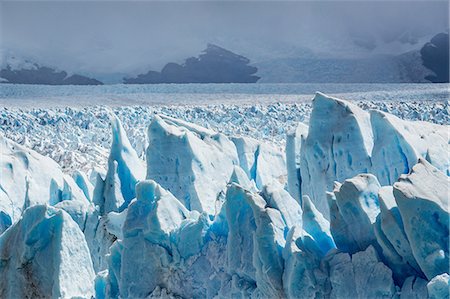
[0,93,448,299]
[299,92,449,219]
[0,205,95,298]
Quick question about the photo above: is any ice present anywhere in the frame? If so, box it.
[371,110,450,185]
[83,211,117,273]
[228,165,257,192]
[106,180,192,298]
[232,136,287,189]
[261,182,302,229]
[102,161,126,214]
[286,122,308,202]
[225,183,288,298]
[0,135,92,233]
[393,158,449,280]
[84,113,147,272]
[0,89,449,298]
[0,135,65,223]
[299,93,449,219]
[101,114,145,214]
[73,170,94,201]
[0,205,95,298]
[282,227,328,298]
[246,192,285,298]
[100,179,226,299]
[400,276,428,299]
[225,183,259,283]
[251,142,286,189]
[104,210,127,240]
[332,174,381,254]
[146,115,238,215]
[300,92,373,218]
[172,212,210,259]
[327,183,356,253]
[109,114,146,196]
[427,273,450,299]
[231,136,259,180]
[302,195,336,256]
[327,245,396,299]
[0,94,447,176]
[125,180,191,245]
[94,270,109,299]
[374,186,423,283]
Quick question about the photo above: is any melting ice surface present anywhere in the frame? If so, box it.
[0,89,449,298]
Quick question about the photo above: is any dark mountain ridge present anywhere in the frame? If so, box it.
[0,63,103,85]
[420,32,449,83]
[124,44,260,84]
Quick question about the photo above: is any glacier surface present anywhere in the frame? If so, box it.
[0,92,448,298]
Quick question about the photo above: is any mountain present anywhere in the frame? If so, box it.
[254,53,432,83]
[124,44,260,84]
[0,56,103,85]
[420,32,449,83]
[251,31,439,83]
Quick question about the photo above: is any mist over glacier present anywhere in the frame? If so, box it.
[1,1,448,83]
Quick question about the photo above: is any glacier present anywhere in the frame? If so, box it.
[0,92,448,298]
[0,205,95,298]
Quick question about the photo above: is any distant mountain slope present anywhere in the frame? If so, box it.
[420,32,449,83]
[255,51,432,83]
[124,44,260,84]
[0,56,103,85]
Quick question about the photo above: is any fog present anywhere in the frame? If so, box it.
[1,0,448,80]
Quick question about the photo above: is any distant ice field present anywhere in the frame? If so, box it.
[0,83,448,173]
[0,83,448,107]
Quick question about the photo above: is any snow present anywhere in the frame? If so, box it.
[0,86,448,298]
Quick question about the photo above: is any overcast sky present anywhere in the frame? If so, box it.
[1,0,448,79]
